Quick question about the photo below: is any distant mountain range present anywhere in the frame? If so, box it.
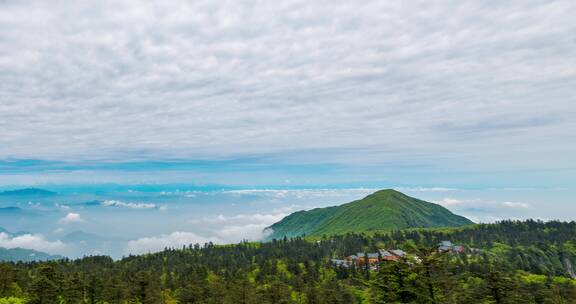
[0,206,24,214]
[0,206,42,219]
[0,247,63,262]
[265,189,473,240]
[0,188,57,196]
[0,226,62,262]
[0,226,31,237]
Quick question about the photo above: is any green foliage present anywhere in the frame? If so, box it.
[266,189,473,240]
[0,220,575,303]
[28,265,61,304]
[0,298,27,304]
[370,260,417,303]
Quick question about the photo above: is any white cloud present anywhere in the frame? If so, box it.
[433,198,465,207]
[0,0,572,178]
[160,190,198,197]
[126,232,222,255]
[58,212,84,224]
[27,202,41,209]
[55,203,70,210]
[225,188,377,200]
[215,224,272,241]
[433,197,532,211]
[502,201,530,208]
[190,212,288,225]
[459,215,508,224]
[126,206,292,254]
[0,232,66,254]
[59,212,84,224]
[187,211,289,241]
[395,187,456,192]
[182,209,295,246]
[126,220,269,254]
[102,200,157,209]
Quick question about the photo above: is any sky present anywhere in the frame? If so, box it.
[0,0,575,257]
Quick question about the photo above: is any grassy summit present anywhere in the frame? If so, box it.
[265,189,473,240]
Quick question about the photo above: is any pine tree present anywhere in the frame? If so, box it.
[370,260,416,303]
[29,265,59,304]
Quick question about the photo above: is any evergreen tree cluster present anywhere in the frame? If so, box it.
[0,220,575,303]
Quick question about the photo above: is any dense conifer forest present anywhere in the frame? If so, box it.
[1,220,575,303]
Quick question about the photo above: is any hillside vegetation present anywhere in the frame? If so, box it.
[0,220,575,303]
[266,189,473,240]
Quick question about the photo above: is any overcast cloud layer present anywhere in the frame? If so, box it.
[0,0,575,186]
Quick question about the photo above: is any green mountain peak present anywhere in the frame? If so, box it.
[264,189,473,240]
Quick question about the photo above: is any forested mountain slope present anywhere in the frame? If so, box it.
[1,220,575,303]
[265,189,473,240]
